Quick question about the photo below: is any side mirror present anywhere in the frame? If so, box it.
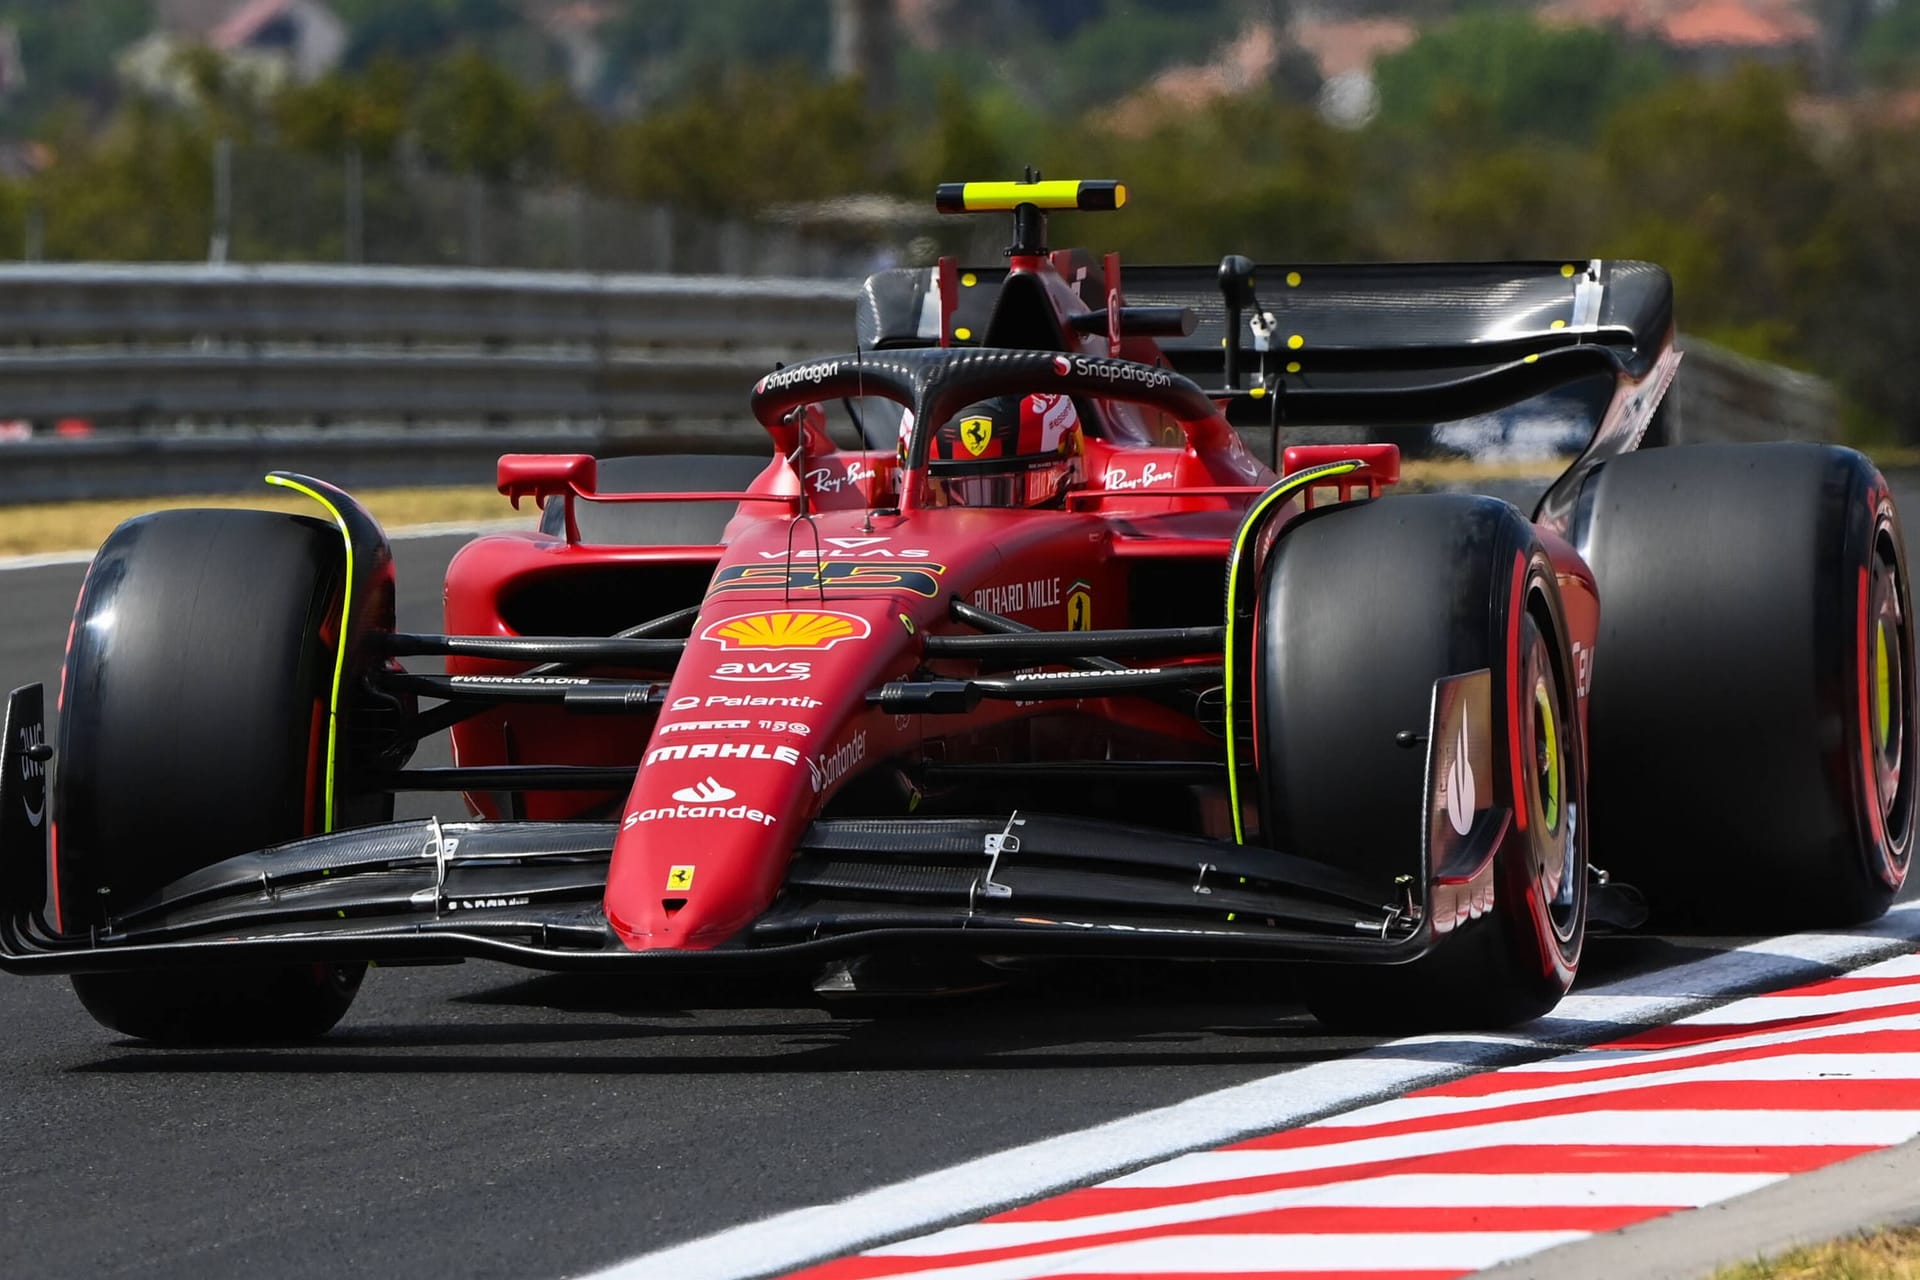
[498,454,597,541]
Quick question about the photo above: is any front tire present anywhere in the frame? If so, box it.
[58,509,369,1043]
[1254,494,1588,1030]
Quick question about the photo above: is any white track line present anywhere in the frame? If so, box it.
[843,1230,1591,1280]
[0,518,525,574]
[868,1172,1783,1257]
[581,902,1920,1280]
[1111,1111,1920,1189]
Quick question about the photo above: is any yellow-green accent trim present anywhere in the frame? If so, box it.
[264,473,352,833]
[1876,620,1892,751]
[1222,460,1364,844]
[948,180,1125,212]
[1535,675,1560,830]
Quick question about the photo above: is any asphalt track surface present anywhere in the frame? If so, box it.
[1,484,1916,1280]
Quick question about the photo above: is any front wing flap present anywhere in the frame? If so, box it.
[0,814,1471,977]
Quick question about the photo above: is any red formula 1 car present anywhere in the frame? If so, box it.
[2,179,1912,1042]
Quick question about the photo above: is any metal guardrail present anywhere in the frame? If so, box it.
[1668,334,1838,447]
[0,265,1834,505]
[0,264,861,348]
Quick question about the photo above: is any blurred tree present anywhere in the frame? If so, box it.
[0,0,146,137]
[1374,12,1670,143]
[1799,122,1920,438]
[1392,144,1598,259]
[415,47,538,180]
[601,0,831,106]
[1070,94,1366,261]
[342,0,520,69]
[34,98,212,259]
[1591,65,1828,362]
[273,56,414,164]
[607,72,885,214]
[1041,0,1241,112]
[1858,0,1920,84]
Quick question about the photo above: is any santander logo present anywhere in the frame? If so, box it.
[1445,709,1475,836]
[672,777,735,804]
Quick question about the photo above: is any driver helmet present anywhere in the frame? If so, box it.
[927,394,1084,508]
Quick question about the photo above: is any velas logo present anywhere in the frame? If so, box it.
[702,610,871,652]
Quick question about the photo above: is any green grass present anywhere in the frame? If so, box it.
[1714,1226,1920,1279]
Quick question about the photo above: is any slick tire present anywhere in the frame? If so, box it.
[1577,443,1914,928]
[1256,494,1588,1031]
[541,454,769,545]
[57,509,367,1043]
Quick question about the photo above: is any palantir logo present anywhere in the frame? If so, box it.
[672,777,735,804]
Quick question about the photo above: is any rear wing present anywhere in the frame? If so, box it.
[857,257,1674,426]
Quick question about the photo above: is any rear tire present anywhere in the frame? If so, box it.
[58,509,369,1043]
[1255,494,1588,1031]
[1577,443,1913,928]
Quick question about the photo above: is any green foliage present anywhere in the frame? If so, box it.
[0,0,147,129]
[273,57,414,163]
[414,47,539,179]
[34,99,212,260]
[341,0,521,70]
[4,13,1920,438]
[1374,11,1671,142]
[600,0,831,105]
[605,72,886,214]
[1593,66,1826,354]
[1041,0,1241,112]
[1858,0,1920,84]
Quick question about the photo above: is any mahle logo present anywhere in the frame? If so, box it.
[701,610,870,652]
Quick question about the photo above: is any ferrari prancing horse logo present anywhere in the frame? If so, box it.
[1066,580,1092,632]
[666,865,695,891]
[960,417,993,457]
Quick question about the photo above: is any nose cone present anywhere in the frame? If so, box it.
[602,601,902,951]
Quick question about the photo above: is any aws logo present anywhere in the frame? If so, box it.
[701,610,871,651]
[709,561,946,598]
[713,661,811,683]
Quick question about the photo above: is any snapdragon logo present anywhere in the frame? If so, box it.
[1064,356,1172,389]
[758,362,841,393]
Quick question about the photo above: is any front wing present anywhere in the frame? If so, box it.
[0,683,1505,976]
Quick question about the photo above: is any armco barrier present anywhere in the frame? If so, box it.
[0,266,1833,504]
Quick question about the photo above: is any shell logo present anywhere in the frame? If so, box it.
[701,610,872,652]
